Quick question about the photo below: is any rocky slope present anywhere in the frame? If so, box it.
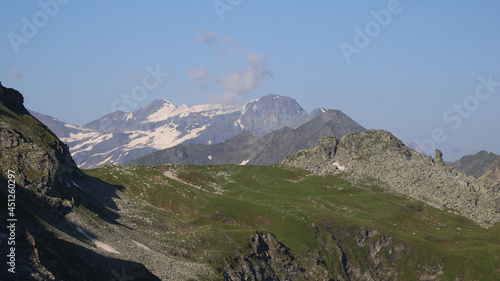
[0,82,78,210]
[0,83,215,280]
[221,228,419,281]
[88,163,500,280]
[281,130,500,228]
[129,109,366,166]
[480,161,500,183]
[34,95,325,169]
[451,150,500,177]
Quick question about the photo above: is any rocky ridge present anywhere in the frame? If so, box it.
[129,109,366,166]
[281,129,500,227]
[451,150,500,177]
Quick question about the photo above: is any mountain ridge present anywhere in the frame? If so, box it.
[281,129,500,228]
[451,150,500,178]
[31,94,327,169]
[129,109,366,166]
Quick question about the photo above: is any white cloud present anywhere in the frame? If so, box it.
[450,143,475,155]
[188,53,272,105]
[215,53,272,104]
[7,63,23,82]
[189,30,272,105]
[196,29,244,56]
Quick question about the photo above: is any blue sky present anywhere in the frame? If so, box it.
[1,0,499,161]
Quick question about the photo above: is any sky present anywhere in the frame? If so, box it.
[1,0,499,161]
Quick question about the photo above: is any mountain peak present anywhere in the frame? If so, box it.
[452,150,500,177]
[0,82,26,114]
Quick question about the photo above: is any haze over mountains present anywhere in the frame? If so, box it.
[451,151,500,178]
[30,95,332,169]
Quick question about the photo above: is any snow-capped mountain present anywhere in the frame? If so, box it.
[32,95,325,169]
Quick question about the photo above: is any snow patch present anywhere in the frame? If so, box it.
[125,112,133,121]
[132,240,150,250]
[72,180,85,191]
[146,101,178,122]
[239,159,250,165]
[234,118,245,129]
[95,155,115,167]
[333,162,346,171]
[208,155,212,160]
[62,130,99,143]
[76,227,120,254]
[64,123,83,130]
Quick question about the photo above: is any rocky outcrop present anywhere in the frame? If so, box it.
[281,130,500,227]
[482,161,500,183]
[222,232,307,280]
[435,149,444,163]
[0,81,24,113]
[222,226,445,281]
[0,83,78,210]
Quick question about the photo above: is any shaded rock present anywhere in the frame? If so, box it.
[222,232,307,280]
[0,82,26,114]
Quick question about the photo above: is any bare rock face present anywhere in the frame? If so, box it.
[0,82,78,209]
[281,130,500,228]
[222,232,308,280]
[435,149,444,163]
[0,81,25,113]
[1,83,165,280]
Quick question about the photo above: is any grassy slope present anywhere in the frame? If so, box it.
[85,164,500,280]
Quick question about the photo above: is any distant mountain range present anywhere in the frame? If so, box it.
[451,150,500,177]
[31,95,329,169]
[129,109,365,166]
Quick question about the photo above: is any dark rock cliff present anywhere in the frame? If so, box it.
[0,83,78,210]
[0,83,162,280]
